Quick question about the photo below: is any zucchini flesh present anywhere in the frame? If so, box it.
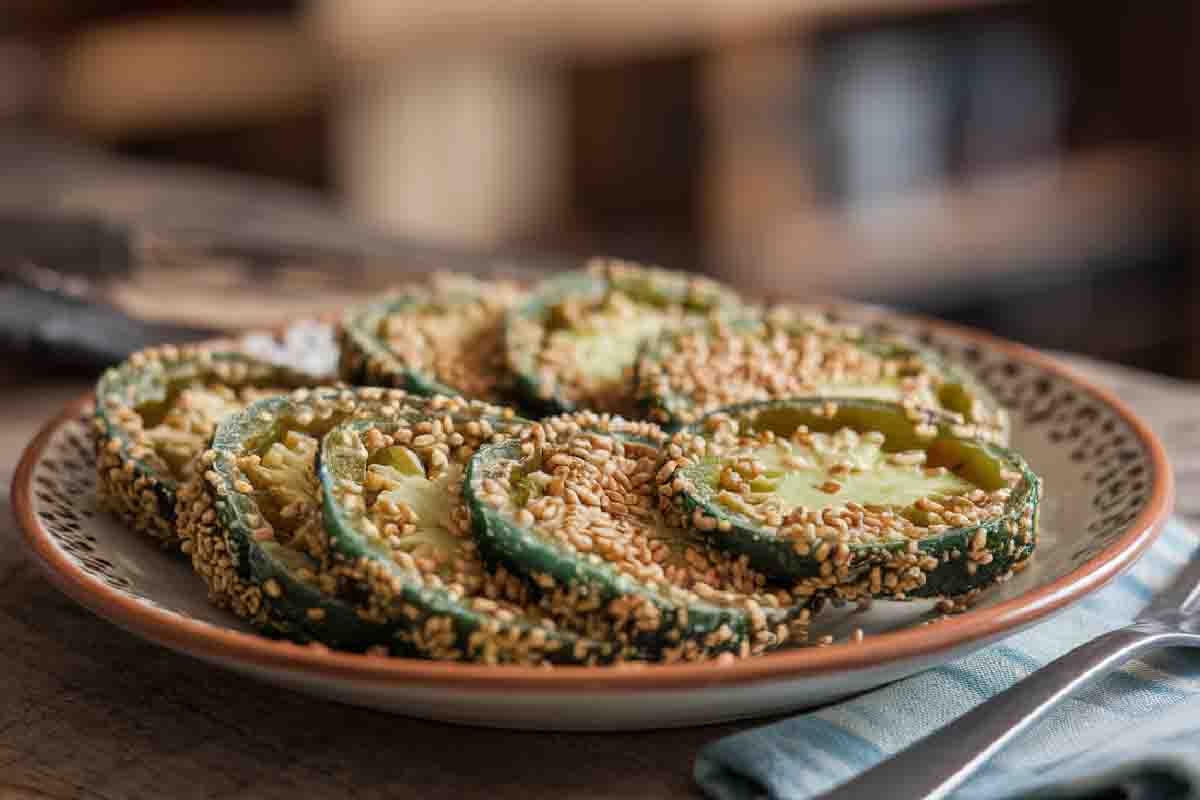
[318,416,624,665]
[661,398,1039,603]
[338,273,524,402]
[504,258,744,416]
[636,312,1008,439]
[91,346,316,549]
[465,412,812,662]
[178,387,509,650]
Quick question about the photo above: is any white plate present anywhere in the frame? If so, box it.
[14,308,1172,729]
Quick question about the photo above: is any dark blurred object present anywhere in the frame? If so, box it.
[0,265,216,374]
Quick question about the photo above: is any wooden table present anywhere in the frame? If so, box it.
[3,356,1199,799]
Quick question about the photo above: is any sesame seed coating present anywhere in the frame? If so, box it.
[183,386,626,664]
[466,411,814,661]
[321,412,627,665]
[92,347,317,550]
[339,273,525,402]
[505,259,744,416]
[661,398,1040,603]
[635,311,1008,439]
[178,387,451,648]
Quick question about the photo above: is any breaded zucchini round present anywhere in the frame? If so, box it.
[92,346,316,550]
[338,273,524,402]
[504,259,743,416]
[660,398,1039,604]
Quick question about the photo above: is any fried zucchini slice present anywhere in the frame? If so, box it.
[319,415,628,664]
[661,398,1039,603]
[178,387,428,649]
[504,258,743,416]
[338,273,524,402]
[179,386,616,663]
[465,413,812,662]
[636,311,1008,439]
[91,346,316,549]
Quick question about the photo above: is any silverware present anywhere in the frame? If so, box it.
[819,549,1200,800]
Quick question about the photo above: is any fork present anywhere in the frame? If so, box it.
[819,554,1200,800]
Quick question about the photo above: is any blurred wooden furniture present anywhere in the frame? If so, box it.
[43,11,328,188]
[53,15,321,140]
[309,0,1189,305]
[306,0,1014,247]
[38,2,1189,280]
[706,144,1180,302]
[701,2,1191,297]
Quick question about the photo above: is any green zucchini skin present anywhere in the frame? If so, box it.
[181,460,399,651]
[663,398,1040,602]
[635,313,1009,440]
[91,346,316,550]
[318,418,624,665]
[503,260,745,417]
[179,387,435,648]
[464,415,810,662]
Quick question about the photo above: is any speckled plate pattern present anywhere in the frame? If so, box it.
[13,307,1173,730]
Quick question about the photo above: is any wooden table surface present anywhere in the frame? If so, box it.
[3,355,1200,800]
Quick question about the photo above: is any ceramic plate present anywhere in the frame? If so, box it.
[13,307,1172,730]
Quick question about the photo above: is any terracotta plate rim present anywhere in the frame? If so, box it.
[11,311,1174,693]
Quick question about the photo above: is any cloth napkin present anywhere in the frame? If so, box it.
[695,517,1200,800]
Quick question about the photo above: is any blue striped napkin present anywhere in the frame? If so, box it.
[696,517,1200,800]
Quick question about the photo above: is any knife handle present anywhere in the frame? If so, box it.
[0,283,218,374]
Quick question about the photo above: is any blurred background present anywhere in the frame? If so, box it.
[0,1,1195,376]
